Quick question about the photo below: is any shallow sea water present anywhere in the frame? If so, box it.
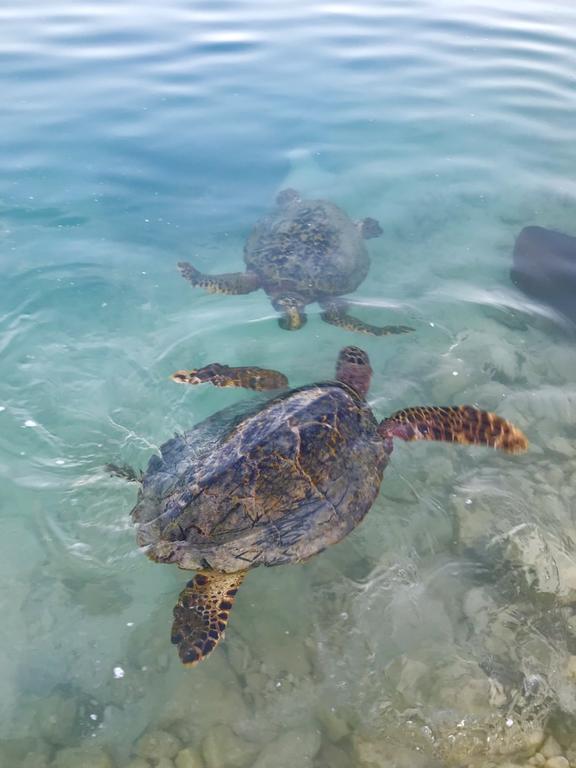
[2,0,576,766]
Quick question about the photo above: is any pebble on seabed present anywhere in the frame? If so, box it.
[541,736,563,759]
[546,758,570,768]
[174,747,204,768]
[21,753,49,768]
[155,759,176,768]
[202,724,259,768]
[51,746,113,768]
[134,730,181,762]
[251,728,322,768]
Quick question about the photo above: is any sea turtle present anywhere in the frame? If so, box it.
[178,189,414,334]
[109,347,527,667]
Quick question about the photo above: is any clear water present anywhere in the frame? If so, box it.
[2,0,576,766]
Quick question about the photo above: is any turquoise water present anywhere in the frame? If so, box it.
[2,0,576,766]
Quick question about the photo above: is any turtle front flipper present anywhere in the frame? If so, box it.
[320,301,414,337]
[171,362,288,391]
[171,570,246,666]
[379,405,528,454]
[178,262,261,295]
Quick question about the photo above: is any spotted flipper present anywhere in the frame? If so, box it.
[171,570,246,666]
[171,362,288,391]
[178,261,261,295]
[105,463,143,482]
[320,302,414,337]
[379,405,528,454]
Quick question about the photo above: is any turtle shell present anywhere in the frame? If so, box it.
[132,382,388,573]
[243,197,370,302]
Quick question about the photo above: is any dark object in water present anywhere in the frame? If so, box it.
[511,226,576,322]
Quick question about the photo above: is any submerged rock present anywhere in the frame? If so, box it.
[71,578,132,616]
[251,727,321,768]
[352,733,430,768]
[423,455,455,487]
[315,742,353,768]
[35,694,77,747]
[546,758,570,768]
[547,437,575,458]
[134,730,181,762]
[225,635,253,678]
[174,747,203,768]
[122,760,149,768]
[314,704,351,743]
[202,724,258,768]
[21,753,50,768]
[51,746,114,768]
[488,523,576,604]
[430,716,545,765]
[155,760,175,768]
[158,664,249,740]
[489,523,561,597]
[540,735,563,759]
[0,739,50,766]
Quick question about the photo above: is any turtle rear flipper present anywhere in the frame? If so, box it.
[105,463,143,482]
[171,570,246,666]
[171,362,288,391]
[320,300,414,337]
[178,262,261,295]
[380,405,528,454]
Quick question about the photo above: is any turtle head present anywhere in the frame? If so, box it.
[272,295,308,331]
[359,217,383,239]
[276,188,301,207]
[335,346,372,399]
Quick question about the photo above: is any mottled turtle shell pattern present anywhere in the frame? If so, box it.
[132,382,387,573]
[243,198,370,301]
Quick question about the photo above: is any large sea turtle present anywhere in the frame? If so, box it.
[178,189,414,335]
[109,347,528,667]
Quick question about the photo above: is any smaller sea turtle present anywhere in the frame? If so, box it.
[178,189,414,335]
[109,348,527,667]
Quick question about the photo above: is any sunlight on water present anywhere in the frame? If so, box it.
[1,0,576,766]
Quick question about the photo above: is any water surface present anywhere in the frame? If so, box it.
[2,1,576,766]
